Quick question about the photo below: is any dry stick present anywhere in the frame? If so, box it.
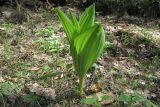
[22,8,34,36]
[46,0,50,5]
[15,0,34,36]
[14,0,22,24]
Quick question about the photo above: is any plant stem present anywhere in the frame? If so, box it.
[79,77,84,96]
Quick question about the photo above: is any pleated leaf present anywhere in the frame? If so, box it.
[71,26,98,76]
[55,8,75,43]
[69,12,79,29]
[55,4,105,95]
[79,4,95,33]
[74,24,105,78]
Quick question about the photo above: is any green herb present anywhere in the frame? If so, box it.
[55,4,105,95]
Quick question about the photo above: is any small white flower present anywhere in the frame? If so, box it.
[76,79,79,83]
[140,80,145,85]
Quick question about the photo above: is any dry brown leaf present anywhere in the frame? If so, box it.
[90,81,106,93]
[27,83,56,100]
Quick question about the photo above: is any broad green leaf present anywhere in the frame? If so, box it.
[132,93,145,102]
[42,65,51,71]
[23,93,38,103]
[81,95,98,105]
[1,82,17,95]
[101,95,111,101]
[70,26,97,76]
[82,24,105,70]
[35,71,64,80]
[118,93,132,102]
[74,25,98,54]
[79,4,95,32]
[74,24,105,78]
[55,8,75,43]
[79,4,95,26]
[69,12,79,30]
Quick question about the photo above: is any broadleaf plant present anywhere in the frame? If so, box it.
[55,4,105,95]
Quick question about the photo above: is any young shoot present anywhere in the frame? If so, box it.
[55,4,105,96]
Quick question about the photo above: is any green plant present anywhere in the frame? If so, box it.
[81,94,111,107]
[0,93,5,107]
[1,82,17,96]
[35,25,54,37]
[81,95,101,107]
[118,92,158,107]
[0,82,18,107]
[23,93,38,103]
[55,4,105,95]
[35,34,61,54]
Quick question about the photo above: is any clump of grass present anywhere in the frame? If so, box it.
[35,25,54,37]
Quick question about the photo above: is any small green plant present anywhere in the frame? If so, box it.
[35,25,54,37]
[118,92,158,107]
[1,82,17,96]
[81,95,100,107]
[107,16,112,24]
[81,94,111,107]
[55,4,105,95]
[35,34,61,54]
[0,92,5,107]
[42,65,51,71]
[0,82,18,107]
[23,93,38,103]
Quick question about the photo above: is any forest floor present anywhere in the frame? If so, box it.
[0,6,160,107]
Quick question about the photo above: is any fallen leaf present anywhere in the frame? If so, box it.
[27,83,56,100]
[11,78,18,82]
[0,76,5,83]
[90,81,106,92]
[30,67,40,71]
